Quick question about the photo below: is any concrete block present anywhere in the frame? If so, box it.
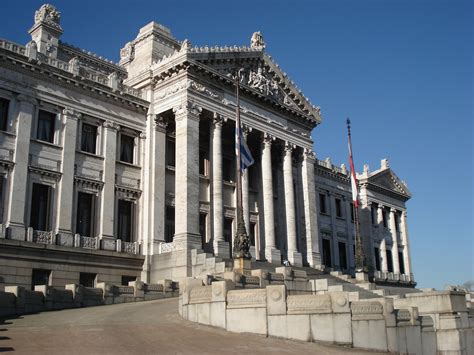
[210,301,226,328]
[352,319,388,351]
[226,307,267,335]
[187,304,197,322]
[268,315,287,338]
[266,285,287,315]
[287,314,311,341]
[328,285,344,292]
[196,302,210,325]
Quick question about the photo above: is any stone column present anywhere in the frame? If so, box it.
[99,120,119,250]
[377,205,388,272]
[328,192,340,269]
[261,133,279,263]
[283,142,302,266]
[400,211,413,277]
[172,102,202,250]
[55,108,81,246]
[301,149,321,268]
[5,95,36,240]
[211,113,227,256]
[389,208,400,274]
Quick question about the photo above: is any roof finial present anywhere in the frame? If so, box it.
[250,31,265,50]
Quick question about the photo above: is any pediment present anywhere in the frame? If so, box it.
[186,49,321,124]
[368,169,412,199]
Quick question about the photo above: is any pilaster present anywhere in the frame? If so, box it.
[172,101,202,251]
[301,149,322,268]
[99,120,119,249]
[55,108,81,246]
[6,94,36,240]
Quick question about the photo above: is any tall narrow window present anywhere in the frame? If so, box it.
[0,176,4,223]
[81,123,97,154]
[37,110,56,143]
[382,209,388,228]
[0,98,9,131]
[335,198,343,218]
[386,250,394,273]
[76,192,94,237]
[338,242,347,270]
[199,213,207,247]
[394,213,400,232]
[398,252,405,274]
[319,193,327,214]
[371,204,377,225]
[374,247,381,271]
[322,239,332,267]
[223,157,235,182]
[120,134,134,163]
[166,138,175,167]
[117,200,133,242]
[199,150,209,176]
[30,183,51,230]
[224,218,233,243]
[350,203,355,222]
[249,222,257,246]
[165,206,175,242]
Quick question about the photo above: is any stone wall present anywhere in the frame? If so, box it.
[0,280,178,318]
[180,279,474,354]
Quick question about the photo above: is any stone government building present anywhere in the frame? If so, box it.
[0,4,414,290]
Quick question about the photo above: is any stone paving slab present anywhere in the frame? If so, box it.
[0,298,387,354]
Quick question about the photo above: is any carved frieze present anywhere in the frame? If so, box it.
[189,285,212,304]
[351,301,384,321]
[227,289,266,309]
[287,294,332,314]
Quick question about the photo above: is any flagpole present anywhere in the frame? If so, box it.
[233,70,251,260]
[347,118,366,273]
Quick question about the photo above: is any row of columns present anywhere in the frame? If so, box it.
[173,102,321,267]
[376,205,412,275]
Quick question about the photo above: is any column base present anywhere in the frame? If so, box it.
[174,232,202,251]
[56,231,74,247]
[355,272,369,282]
[7,224,26,241]
[287,250,303,267]
[265,247,281,264]
[306,252,323,269]
[213,240,230,258]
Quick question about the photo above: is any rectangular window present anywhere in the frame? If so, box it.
[350,203,355,222]
[386,250,394,273]
[30,183,51,230]
[0,98,9,131]
[117,200,133,242]
[76,192,94,237]
[394,213,400,232]
[37,110,56,143]
[338,242,348,270]
[335,198,343,218]
[199,150,209,176]
[81,123,97,154]
[79,272,96,287]
[374,247,381,271]
[120,134,135,163]
[31,269,51,290]
[322,239,332,267]
[166,138,175,167]
[224,218,233,243]
[223,157,235,182]
[165,206,175,243]
[249,222,257,246]
[0,176,4,223]
[399,252,405,274]
[319,193,327,214]
[199,213,207,247]
[121,276,136,286]
[382,209,388,228]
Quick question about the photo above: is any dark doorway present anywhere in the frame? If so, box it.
[338,242,347,270]
[76,192,94,237]
[118,200,133,242]
[322,239,332,268]
[31,269,51,290]
[30,183,51,230]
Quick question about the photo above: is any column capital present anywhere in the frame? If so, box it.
[242,124,252,136]
[173,101,202,121]
[402,210,408,218]
[262,132,275,146]
[16,94,37,105]
[302,148,316,163]
[62,107,81,121]
[284,141,296,154]
[153,115,168,133]
[211,112,224,128]
[390,207,398,214]
[378,204,385,211]
[103,120,120,131]
[139,132,147,139]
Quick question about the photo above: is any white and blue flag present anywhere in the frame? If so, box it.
[236,127,254,171]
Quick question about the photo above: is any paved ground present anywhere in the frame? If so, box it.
[0,298,384,354]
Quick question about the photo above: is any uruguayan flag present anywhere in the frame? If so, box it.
[236,127,254,171]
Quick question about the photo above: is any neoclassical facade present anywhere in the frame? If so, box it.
[0,4,414,290]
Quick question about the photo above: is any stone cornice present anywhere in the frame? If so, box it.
[0,45,149,112]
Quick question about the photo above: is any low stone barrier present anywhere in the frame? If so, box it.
[0,279,179,318]
[179,279,473,354]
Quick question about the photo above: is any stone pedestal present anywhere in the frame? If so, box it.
[287,250,303,267]
[233,258,252,276]
[265,247,281,264]
[214,240,230,258]
[356,272,369,282]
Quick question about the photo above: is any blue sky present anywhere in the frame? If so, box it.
[1,0,472,289]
